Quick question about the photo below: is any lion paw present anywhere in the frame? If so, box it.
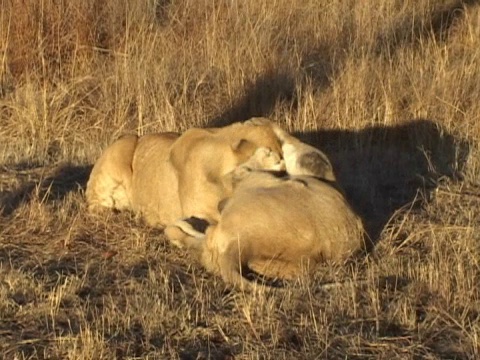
[251,147,285,171]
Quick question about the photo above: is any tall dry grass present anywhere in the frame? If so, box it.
[1,0,480,358]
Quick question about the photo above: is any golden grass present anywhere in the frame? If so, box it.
[1,0,480,358]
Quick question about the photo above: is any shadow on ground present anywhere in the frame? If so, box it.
[295,119,469,242]
[0,163,92,216]
[210,116,469,244]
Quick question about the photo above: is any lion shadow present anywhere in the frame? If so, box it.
[0,163,92,216]
[293,119,469,244]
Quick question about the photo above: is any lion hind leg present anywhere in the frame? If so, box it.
[213,241,262,290]
[195,226,258,290]
[218,252,251,289]
[86,135,138,212]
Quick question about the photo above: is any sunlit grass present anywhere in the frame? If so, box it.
[1,0,479,358]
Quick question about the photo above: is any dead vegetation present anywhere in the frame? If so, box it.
[1,0,480,358]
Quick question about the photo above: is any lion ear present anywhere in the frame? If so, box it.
[231,138,255,155]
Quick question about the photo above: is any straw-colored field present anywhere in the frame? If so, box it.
[1,1,480,358]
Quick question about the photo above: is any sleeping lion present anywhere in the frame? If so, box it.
[85,120,284,227]
[167,134,364,288]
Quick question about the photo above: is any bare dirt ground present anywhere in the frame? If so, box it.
[1,1,480,358]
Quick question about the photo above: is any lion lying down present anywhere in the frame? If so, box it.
[86,117,364,287]
[168,135,365,288]
[85,120,284,227]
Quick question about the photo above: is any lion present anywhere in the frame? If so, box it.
[85,120,284,228]
[164,146,285,248]
[191,171,364,289]
[167,135,364,288]
[165,118,341,248]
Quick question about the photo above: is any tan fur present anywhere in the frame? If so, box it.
[199,171,365,288]
[168,122,283,223]
[86,132,182,226]
[85,134,140,212]
[130,133,183,226]
[164,146,285,247]
[86,121,283,228]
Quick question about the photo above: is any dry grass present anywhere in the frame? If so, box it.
[1,0,480,358]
